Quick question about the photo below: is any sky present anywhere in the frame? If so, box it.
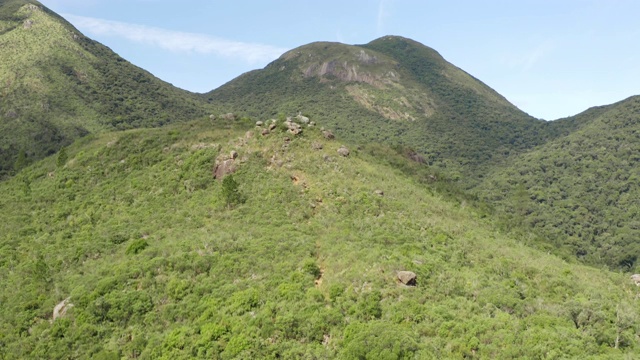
[39,0,640,120]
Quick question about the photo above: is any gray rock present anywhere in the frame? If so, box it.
[631,274,640,286]
[374,190,384,196]
[311,142,324,150]
[337,145,350,157]
[261,128,270,136]
[296,113,310,124]
[230,150,238,159]
[397,271,417,286]
[255,121,264,127]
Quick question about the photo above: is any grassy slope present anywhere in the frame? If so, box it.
[205,36,575,184]
[1,118,638,359]
[477,96,640,271]
[0,0,210,178]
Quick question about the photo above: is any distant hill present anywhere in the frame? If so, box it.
[478,96,640,270]
[0,0,210,178]
[1,117,638,358]
[205,36,573,183]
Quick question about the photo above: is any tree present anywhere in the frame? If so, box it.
[222,175,244,207]
[56,147,68,168]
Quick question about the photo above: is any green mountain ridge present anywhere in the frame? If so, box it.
[477,95,640,270]
[205,36,578,184]
[0,0,211,178]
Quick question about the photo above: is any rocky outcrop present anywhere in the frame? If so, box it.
[397,271,417,286]
[213,153,238,179]
[284,119,302,135]
[53,298,73,321]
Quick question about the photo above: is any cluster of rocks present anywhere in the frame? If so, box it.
[254,113,317,137]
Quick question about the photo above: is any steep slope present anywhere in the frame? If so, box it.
[478,96,640,270]
[0,0,210,178]
[1,117,639,358]
[205,36,569,183]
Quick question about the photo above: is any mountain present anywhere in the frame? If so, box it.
[205,36,574,183]
[478,95,640,270]
[0,0,210,179]
[1,117,639,358]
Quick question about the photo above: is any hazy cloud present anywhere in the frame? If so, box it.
[377,0,394,35]
[64,14,288,63]
[501,40,556,72]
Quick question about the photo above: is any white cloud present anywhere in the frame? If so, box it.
[63,14,288,64]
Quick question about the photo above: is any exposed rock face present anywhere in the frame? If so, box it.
[397,271,417,286]
[337,146,350,157]
[322,130,335,140]
[213,158,237,179]
[631,274,640,286]
[53,298,73,321]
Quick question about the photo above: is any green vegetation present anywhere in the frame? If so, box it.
[0,1,211,178]
[1,117,639,358]
[478,96,640,271]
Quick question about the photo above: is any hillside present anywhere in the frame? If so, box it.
[1,116,639,358]
[205,36,575,183]
[478,96,640,270]
[0,0,210,178]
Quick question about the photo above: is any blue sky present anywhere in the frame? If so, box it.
[40,0,640,120]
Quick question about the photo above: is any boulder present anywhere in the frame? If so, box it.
[631,274,640,286]
[213,158,237,179]
[322,130,335,140]
[255,121,264,127]
[337,146,350,157]
[53,298,73,321]
[397,271,417,286]
[261,128,270,136]
[311,142,324,150]
[374,190,384,196]
[221,113,236,121]
[296,113,310,124]
[230,150,238,159]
